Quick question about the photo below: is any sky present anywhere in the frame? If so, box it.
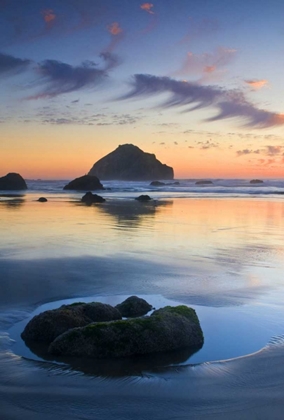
[1,0,284,179]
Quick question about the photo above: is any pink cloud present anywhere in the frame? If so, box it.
[173,47,236,83]
[140,3,155,14]
[244,79,268,90]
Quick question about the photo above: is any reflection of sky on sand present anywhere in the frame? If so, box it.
[0,197,284,309]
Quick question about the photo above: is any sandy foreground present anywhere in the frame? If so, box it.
[0,340,284,420]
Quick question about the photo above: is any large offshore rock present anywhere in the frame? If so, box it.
[88,144,174,181]
[21,302,121,344]
[63,175,104,191]
[0,173,27,190]
[48,305,204,358]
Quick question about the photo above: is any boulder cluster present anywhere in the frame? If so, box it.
[21,296,204,359]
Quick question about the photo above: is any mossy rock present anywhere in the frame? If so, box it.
[21,302,121,344]
[115,296,152,317]
[48,305,204,358]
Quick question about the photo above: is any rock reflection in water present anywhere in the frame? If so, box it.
[96,200,173,229]
[24,339,200,377]
[0,195,25,208]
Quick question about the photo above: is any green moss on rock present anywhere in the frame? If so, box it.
[48,305,204,359]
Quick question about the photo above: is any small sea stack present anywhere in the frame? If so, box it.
[0,173,27,190]
[250,179,263,184]
[135,195,152,201]
[195,180,213,185]
[63,175,104,191]
[150,181,165,186]
[37,197,47,202]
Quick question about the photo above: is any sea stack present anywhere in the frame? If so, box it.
[88,144,174,181]
[0,173,27,190]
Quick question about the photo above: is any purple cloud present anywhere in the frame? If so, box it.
[28,59,107,99]
[0,52,31,75]
[122,74,284,128]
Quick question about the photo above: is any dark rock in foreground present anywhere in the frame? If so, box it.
[63,175,104,191]
[81,192,105,204]
[250,179,263,184]
[48,305,204,359]
[0,173,27,190]
[88,144,174,181]
[37,197,47,202]
[195,180,213,185]
[21,302,121,344]
[135,195,152,201]
[115,296,152,317]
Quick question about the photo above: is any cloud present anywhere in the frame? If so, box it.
[121,74,284,128]
[0,52,31,76]
[107,22,123,36]
[244,79,268,90]
[173,47,236,81]
[140,3,155,14]
[198,140,218,150]
[100,51,121,71]
[28,59,107,99]
[41,9,56,25]
[265,145,282,156]
[103,22,124,53]
[236,149,260,156]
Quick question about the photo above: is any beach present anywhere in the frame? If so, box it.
[1,180,284,419]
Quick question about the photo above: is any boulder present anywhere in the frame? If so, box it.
[81,192,105,204]
[63,175,104,191]
[21,302,121,344]
[48,305,204,358]
[195,180,213,185]
[135,195,152,201]
[150,181,165,186]
[37,197,47,202]
[0,173,27,190]
[115,296,152,317]
[88,144,174,181]
[250,179,263,184]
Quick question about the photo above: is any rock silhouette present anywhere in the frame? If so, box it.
[0,173,27,190]
[88,144,174,181]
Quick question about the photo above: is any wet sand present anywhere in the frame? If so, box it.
[1,197,284,419]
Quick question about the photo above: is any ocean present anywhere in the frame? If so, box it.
[1,178,284,419]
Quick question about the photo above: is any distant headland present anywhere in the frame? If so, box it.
[88,144,174,181]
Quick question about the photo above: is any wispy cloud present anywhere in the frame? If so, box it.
[236,145,283,157]
[198,140,219,150]
[107,22,123,36]
[103,21,124,53]
[236,149,260,156]
[140,3,155,14]
[0,52,31,76]
[100,51,121,71]
[265,145,283,156]
[244,79,268,90]
[28,60,107,99]
[121,74,284,128]
[173,47,236,82]
[139,2,157,35]
[41,9,56,25]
